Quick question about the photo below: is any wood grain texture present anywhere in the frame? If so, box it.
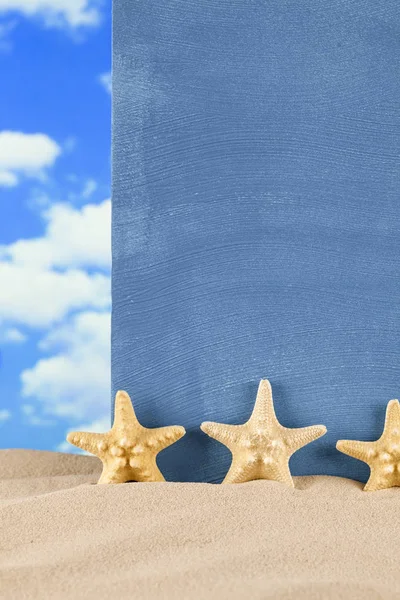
[112,0,400,482]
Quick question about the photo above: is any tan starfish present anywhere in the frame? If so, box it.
[337,399,400,491]
[200,379,327,486]
[67,390,186,484]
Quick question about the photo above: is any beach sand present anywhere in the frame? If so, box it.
[1,449,399,599]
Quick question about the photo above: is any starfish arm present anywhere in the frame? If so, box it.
[150,425,186,451]
[336,439,374,463]
[97,455,167,484]
[222,456,294,487]
[222,456,255,484]
[248,379,279,427]
[126,456,167,483]
[384,399,400,431]
[285,424,327,453]
[363,467,393,492]
[112,390,139,429]
[97,465,120,484]
[142,461,166,482]
[271,461,294,487]
[200,421,243,450]
[67,430,107,457]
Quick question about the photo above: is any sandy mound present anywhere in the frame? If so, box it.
[1,450,399,599]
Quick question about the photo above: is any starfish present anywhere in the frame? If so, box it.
[337,399,400,491]
[200,379,327,486]
[67,390,186,484]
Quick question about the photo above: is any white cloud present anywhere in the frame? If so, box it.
[0,264,110,327]
[81,178,97,198]
[0,131,61,187]
[1,327,27,343]
[0,195,111,442]
[0,0,102,29]
[99,71,111,94]
[21,310,111,422]
[0,199,111,328]
[63,136,76,153]
[0,409,11,424]
[21,404,55,426]
[0,19,15,51]
[0,170,17,186]
[1,199,111,270]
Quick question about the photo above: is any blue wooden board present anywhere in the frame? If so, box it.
[112,1,400,482]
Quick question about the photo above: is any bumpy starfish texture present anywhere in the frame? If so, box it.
[201,379,327,486]
[67,390,185,484]
[337,399,400,491]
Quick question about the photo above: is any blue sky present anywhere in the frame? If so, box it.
[0,0,111,452]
